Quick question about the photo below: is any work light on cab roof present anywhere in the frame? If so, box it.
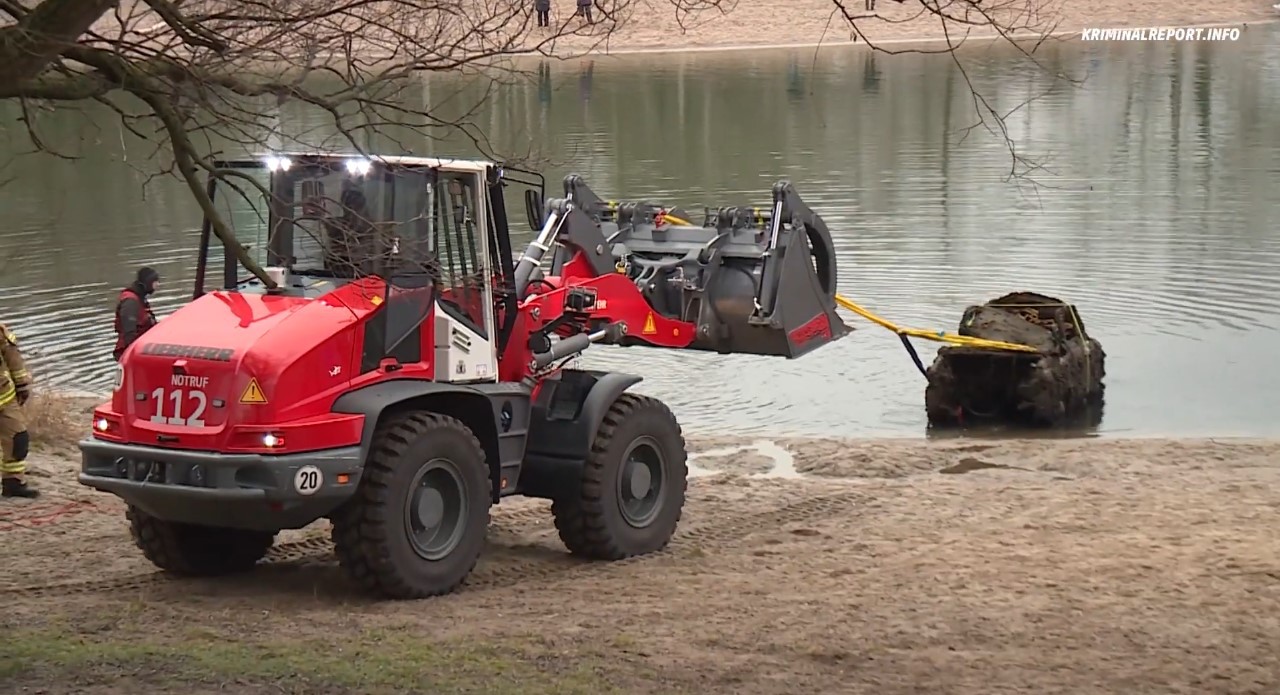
[77,151,849,600]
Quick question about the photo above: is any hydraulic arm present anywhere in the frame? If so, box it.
[513,175,851,364]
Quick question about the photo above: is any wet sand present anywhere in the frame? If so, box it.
[6,433,1280,692]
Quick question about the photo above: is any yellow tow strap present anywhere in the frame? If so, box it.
[833,294,1039,354]
[651,211,1040,361]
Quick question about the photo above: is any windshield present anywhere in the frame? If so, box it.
[211,159,483,282]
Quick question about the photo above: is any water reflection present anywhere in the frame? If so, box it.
[786,57,805,102]
[538,61,553,106]
[579,60,594,102]
[1,30,1278,438]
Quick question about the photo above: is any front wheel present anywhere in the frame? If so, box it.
[127,506,276,576]
[330,412,491,599]
[552,393,688,560]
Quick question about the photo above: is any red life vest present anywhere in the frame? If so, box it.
[113,288,157,359]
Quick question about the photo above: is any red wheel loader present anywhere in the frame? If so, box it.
[78,154,850,599]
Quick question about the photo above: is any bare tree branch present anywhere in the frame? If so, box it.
[0,0,118,86]
[0,0,1075,284]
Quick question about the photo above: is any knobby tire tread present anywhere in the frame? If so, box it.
[127,507,276,577]
[552,393,688,560]
[330,412,489,599]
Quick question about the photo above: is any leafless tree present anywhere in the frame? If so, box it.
[0,0,727,284]
[0,0,1072,285]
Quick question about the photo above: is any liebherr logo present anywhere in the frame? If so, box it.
[1081,26,1241,41]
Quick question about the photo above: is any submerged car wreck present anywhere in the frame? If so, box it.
[924,292,1106,428]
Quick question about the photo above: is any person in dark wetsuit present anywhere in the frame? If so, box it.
[113,267,159,361]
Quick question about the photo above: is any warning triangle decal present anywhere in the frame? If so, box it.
[240,378,268,405]
[642,313,657,335]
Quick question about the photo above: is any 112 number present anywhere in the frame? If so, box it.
[150,387,208,427]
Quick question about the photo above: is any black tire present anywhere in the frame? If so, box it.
[552,393,688,560]
[127,506,276,576]
[330,412,491,600]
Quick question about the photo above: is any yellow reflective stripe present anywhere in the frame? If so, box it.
[0,460,27,474]
[0,384,14,408]
[9,369,28,379]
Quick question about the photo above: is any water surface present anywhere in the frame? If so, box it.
[2,31,1278,438]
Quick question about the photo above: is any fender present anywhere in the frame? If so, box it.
[332,379,533,500]
[517,369,642,499]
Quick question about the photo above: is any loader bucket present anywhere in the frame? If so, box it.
[566,177,851,359]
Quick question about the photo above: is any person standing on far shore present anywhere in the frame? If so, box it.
[577,0,593,23]
[535,0,550,27]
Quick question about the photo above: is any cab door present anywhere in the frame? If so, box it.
[430,167,499,383]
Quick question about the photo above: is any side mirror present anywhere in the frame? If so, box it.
[524,188,544,232]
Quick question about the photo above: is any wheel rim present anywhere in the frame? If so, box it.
[617,436,665,528]
[403,458,469,561]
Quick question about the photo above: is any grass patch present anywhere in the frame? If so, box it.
[23,390,95,450]
[0,625,631,694]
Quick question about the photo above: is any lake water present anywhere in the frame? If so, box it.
[2,29,1279,438]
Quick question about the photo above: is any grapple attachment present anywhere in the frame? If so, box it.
[543,176,851,359]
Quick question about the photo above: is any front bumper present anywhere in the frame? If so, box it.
[79,438,364,532]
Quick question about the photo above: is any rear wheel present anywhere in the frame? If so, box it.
[552,394,688,560]
[330,412,490,599]
[127,506,276,576]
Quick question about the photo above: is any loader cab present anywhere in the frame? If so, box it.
[193,153,545,381]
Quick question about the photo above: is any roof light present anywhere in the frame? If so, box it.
[345,158,373,176]
[264,155,292,172]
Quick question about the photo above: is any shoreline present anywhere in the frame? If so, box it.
[147,4,1279,79]
[515,0,1278,62]
[28,391,1280,450]
[582,18,1279,59]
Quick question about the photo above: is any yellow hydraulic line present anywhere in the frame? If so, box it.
[653,212,1039,354]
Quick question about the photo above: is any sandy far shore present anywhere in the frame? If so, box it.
[76,0,1278,82]
[540,0,1278,56]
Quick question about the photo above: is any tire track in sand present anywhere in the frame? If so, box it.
[459,487,864,592]
[8,483,862,599]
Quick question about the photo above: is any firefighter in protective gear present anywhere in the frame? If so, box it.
[0,323,39,498]
[114,266,160,361]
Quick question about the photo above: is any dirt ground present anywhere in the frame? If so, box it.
[4,433,1280,693]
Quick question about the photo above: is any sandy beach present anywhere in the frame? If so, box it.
[5,394,1280,693]
[543,0,1278,55]
[89,0,1279,77]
